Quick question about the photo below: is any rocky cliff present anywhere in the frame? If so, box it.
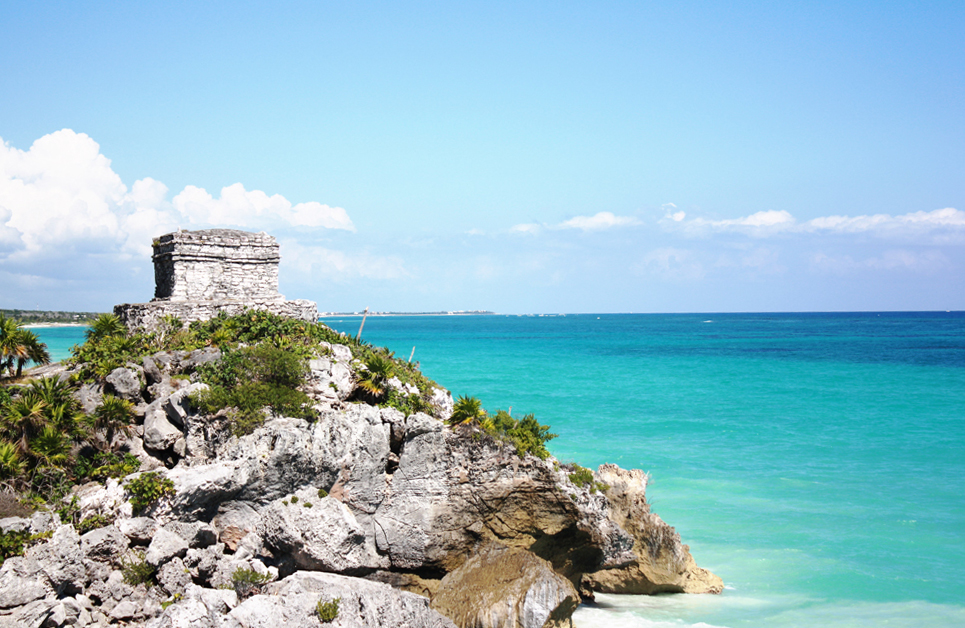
[0,327,721,628]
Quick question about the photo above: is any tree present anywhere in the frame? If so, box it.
[448,395,486,426]
[91,395,135,451]
[355,355,395,401]
[85,313,127,342]
[0,314,51,378]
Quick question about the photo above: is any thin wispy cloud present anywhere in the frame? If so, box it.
[511,211,640,235]
[663,207,965,240]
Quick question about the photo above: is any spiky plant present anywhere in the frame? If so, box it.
[91,395,135,451]
[85,313,127,342]
[29,426,72,468]
[1,394,49,457]
[447,395,486,426]
[0,442,24,480]
[356,354,395,400]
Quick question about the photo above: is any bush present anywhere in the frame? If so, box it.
[231,566,271,599]
[121,552,156,586]
[78,513,113,534]
[316,597,340,623]
[567,464,609,494]
[0,528,30,567]
[125,472,175,513]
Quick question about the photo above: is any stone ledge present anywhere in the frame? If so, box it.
[114,299,318,331]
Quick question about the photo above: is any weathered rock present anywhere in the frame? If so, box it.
[164,383,208,429]
[0,517,28,534]
[25,524,86,595]
[157,557,193,597]
[430,387,454,421]
[582,464,724,594]
[116,517,159,544]
[81,525,129,561]
[145,528,190,567]
[0,557,48,608]
[105,366,145,402]
[218,571,457,628]
[74,479,132,522]
[73,382,103,415]
[163,521,217,549]
[431,543,580,628]
[0,598,59,628]
[183,543,226,585]
[144,400,184,452]
[371,418,634,578]
[259,488,387,574]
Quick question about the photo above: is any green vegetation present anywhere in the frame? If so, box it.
[77,513,113,534]
[120,551,156,586]
[317,487,327,498]
[160,593,182,610]
[566,464,609,494]
[0,314,51,378]
[0,528,52,567]
[446,397,556,459]
[231,566,271,599]
[125,472,175,513]
[191,344,314,435]
[316,597,340,623]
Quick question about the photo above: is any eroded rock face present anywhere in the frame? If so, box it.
[581,464,724,595]
[431,543,580,628]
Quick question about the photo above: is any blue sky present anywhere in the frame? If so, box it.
[1,1,963,313]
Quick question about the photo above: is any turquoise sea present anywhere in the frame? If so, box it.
[35,313,965,627]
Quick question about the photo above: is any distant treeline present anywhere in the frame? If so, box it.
[0,309,103,324]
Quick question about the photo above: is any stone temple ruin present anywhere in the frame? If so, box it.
[115,229,317,329]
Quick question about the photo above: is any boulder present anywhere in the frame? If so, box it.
[116,516,159,544]
[259,488,387,574]
[430,543,580,628]
[81,525,130,561]
[25,524,86,595]
[220,571,457,628]
[143,401,184,452]
[145,528,190,567]
[105,366,145,402]
[164,383,208,429]
[0,557,48,609]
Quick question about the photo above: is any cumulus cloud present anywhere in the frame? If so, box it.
[0,129,355,268]
[511,211,640,235]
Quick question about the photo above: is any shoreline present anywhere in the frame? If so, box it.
[23,322,90,329]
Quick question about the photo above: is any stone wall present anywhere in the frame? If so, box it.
[115,228,318,330]
[153,229,281,302]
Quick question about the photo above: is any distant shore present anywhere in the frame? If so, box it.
[22,322,90,329]
[319,311,495,317]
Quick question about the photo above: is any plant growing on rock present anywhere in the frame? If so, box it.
[90,395,135,451]
[120,551,157,586]
[566,464,609,494]
[125,471,175,513]
[231,566,271,599]
[316,597,340,623]
[448,395,485,426]
[354,354,395,402]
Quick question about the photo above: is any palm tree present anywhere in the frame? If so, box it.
[356,354,395,401]
[0,441,24,480]
[85,313,127,342]
[0,315,50,378]
[91,395,135,451]
[448,395,486,426]
[29,425,72,469]
[1,394,49,458]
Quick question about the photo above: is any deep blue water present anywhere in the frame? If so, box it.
[35,313,965,627]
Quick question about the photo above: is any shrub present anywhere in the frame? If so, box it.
[75,451,141,482]
[290,495,299,503]
[77,513,113,534]
[0,528,30,567]
[316,597,340,623]
[125,472,175,513]
[567,464,609,494]
[448,395,485,426]
[120,552,156,586]
[317,488,327,498]
[231,566,271,599]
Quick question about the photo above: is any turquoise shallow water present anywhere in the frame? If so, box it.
[35,313,965,627]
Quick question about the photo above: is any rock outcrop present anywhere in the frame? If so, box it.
[1,333,721,627]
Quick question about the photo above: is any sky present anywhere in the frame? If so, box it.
[1,1,963,314]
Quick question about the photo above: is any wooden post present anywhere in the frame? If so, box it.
[356,307,369,341]
[408,346,416,363]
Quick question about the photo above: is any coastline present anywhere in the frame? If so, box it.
[22,322,90,328]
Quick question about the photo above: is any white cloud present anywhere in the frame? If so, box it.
[510,223,541,234]
[665,207,965,240]
[0,129,355,270]
[558,211,640,231]
[511,212,639,235]
[172,183,354,231]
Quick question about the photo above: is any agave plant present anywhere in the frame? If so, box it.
[448,395,486,426]
[356,354,395,400]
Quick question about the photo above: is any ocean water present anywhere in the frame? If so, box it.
[34,313,965,627]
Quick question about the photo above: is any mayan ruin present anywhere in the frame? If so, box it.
[114,229,317,329]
